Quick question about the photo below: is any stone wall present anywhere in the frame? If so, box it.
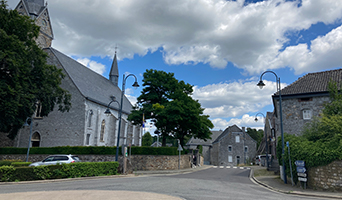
[0,154,193,173]
[308,160,342,191]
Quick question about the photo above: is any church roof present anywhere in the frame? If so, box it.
[110,53,119,78]
[23,0,45,17]
[46,47,133,114]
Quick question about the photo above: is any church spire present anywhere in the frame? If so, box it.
[109,47,119,86]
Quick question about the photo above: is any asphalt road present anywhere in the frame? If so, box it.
[0,167,332,200]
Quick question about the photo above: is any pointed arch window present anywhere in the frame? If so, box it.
[35,101,42,118]
[100,120,105,142]
[31,132,40,147]
[88,110,93,127]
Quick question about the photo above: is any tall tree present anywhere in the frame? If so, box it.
[128,69,213,146]
[0,1,71,139]
[142,132,153,146]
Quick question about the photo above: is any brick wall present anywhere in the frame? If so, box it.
[308,160,342,191]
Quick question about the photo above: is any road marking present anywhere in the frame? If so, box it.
[233,167,237,169]
[226,166,231,168]
[219,166,224,168]
[213,166,218,168]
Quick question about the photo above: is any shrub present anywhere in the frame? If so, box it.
[11,162,31,167]
[0,159,22,166]
[0,161,119,182]
[0,166,15,182]
[0,146,181,155]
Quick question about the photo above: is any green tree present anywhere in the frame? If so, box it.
[0,1,71,139]
[246,128,264,148]
[128,69,213,147]
[142,132,153,146]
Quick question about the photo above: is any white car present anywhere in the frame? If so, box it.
[29,155,81,167]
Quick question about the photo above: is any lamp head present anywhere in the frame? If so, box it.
[257,80,265,89]
[104,108,111,115]
[254,117,258,122]
[132,81,139,88]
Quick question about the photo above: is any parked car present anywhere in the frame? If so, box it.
[29,155,81,167]
[255,155,271,166]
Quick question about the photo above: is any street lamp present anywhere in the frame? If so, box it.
[23,117,33,162]
[105,74,139,162]
[254,112,269,169]
[257,70,287,184]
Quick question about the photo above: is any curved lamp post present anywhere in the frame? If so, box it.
[257,70,287,184]
[105,74,139,161]
[23,117,33,162]
[254,112,269,169]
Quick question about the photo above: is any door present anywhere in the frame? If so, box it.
[236,156,240,166]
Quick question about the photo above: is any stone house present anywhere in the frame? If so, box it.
[10,0,142,148]
[211,125,257,166]
[272,69,342,137]
[186,130,222,165]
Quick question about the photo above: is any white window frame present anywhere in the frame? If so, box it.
[235,135,240,143]
[228,156,233,163]
[303,109,312,120]
[228,145,232,152]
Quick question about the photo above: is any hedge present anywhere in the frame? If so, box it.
[0,146,185,155]
[0,161,119,182]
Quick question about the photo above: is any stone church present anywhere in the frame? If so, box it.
[12,0,142,148]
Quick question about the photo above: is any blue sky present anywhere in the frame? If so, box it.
[8,0,342,132]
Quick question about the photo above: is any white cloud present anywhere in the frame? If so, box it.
[267,25,342,75]
[193,79,286,118]
[76,58,106,75]
[211,114,264,131]
[8,0,342,75]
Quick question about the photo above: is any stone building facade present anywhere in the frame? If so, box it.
[211,125,257,166]
[12,0,142,148]
[15,0,53,48]
[186,130,222,165]
[271,69,342,137]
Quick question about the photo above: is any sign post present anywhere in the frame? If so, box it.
[295,160,307,189]
[286,141,294,186]
[177,139,183,170]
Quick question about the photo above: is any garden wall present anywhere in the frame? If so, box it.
[308,160,342,191]
[0,154,196,173]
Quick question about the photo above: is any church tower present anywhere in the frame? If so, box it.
[109,50,119,86]
[15,0,54,48]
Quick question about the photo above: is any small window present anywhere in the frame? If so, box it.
[86,134,90,145]
[100,120,105,142]
[235,135,240,143]
[303,110,312,120]
[88,110,93,127]
[228,156,233,163]
[244,146,248,153]
[228,146,232,152]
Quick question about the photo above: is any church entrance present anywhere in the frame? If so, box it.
[31,132,40,147]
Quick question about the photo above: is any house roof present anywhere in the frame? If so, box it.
[212,125,256,144]
[213,125,241,144]
[276,68,342,96]
[186,130,223,146]
[47,47,133,114]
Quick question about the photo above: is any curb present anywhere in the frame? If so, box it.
[249,168,342,199]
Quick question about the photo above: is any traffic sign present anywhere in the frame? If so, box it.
[298,177,307,182]
[297,173,307,177]
[286,141,289,147]
[296,166,306,173]
[177,144,183,151]
[295,160,305,167]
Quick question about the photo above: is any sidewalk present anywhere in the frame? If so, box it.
[250,166,342,199]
